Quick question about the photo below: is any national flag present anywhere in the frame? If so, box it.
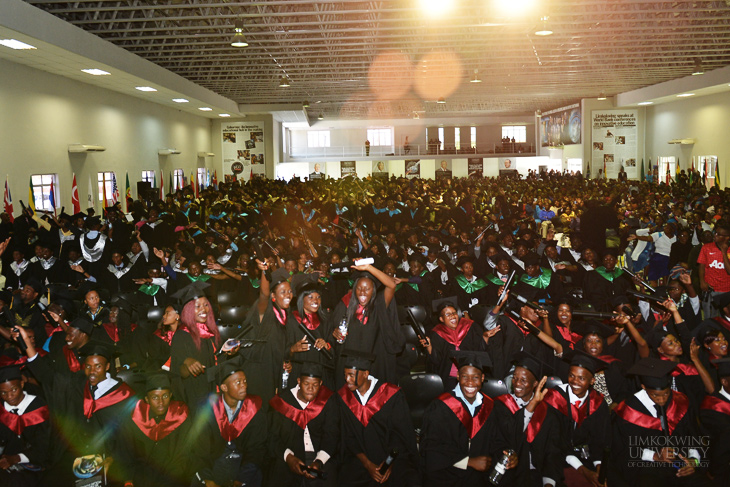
[88,175,94,211]
[586,161,591,179]
[640,159,645,182]
[3,176,14,222]
[703,159,708,184]
[212,170,218,188]
[71,174,81,214]
[102,175,108,208]
[666,163,671,185]
[125,172,131,209]
[169,171,173,193]
[603,158,607,179]
[716,159,721,188]
[111,172,120,205]
[28,176,36,214]
[159,170,164,200]
[689,158,695,185]
[49,179,56,211]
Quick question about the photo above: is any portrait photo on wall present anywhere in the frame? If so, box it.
[309,162,325,179]
[245,139,256,149]
[372,160,388,179]
[250,131,263,142]
[435,159,452,179]
[604,153,614,163]
[223,132,236,143]
[252,154,264,164]
[593,142,604,150]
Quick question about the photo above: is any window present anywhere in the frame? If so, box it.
[657,156,676,181]
[470,127,477,149]
[31,173,58,211]
[142,170,155,185]
[366,128,392,147]
[697,156,717,178]
[173,169,184,190]
[97,172,119,206]
[307,131,330,148]
[438,127,444,150]
[502,125,527,143]
[198,168,208,189]
[454,128,461,150]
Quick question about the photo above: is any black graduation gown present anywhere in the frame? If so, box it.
[331,292,405,388]
[427,319,488,390]
[189,394,267,486]
[101,264,136,294]
[170,328,218,411]
[29,258,65,286]
[7,298,48,343]
[336,382,420,487]
[267,386,340,486]
[3,260,31,291]
[420,391,510,487]
[118,399,192,487]
[699,391,730,483]
[610,391,700,487]
[544,386,610,474]
[451,275,490,316]
[286,311,336,390]
[0,394,52,485]
[488,315,549,380]
[491,394,563,487]
[583,268,635,312]
[514,268,565,304]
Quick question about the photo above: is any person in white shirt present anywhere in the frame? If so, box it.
[630,222,677,287]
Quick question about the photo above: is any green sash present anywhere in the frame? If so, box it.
[520,268,552,289]
[249,278,260,289]
[595,266,623,282]
[187,274,210,283]
[456,274,488,294]
[138,284,160,296]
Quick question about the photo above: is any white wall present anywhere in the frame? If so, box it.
[645,91,730,188]
[0,58,213,212]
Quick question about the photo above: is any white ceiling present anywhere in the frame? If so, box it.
[12,0,730,120]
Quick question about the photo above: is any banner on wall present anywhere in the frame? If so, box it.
[340,161,356,178]
[405,159,420,179]
[309,162,325,180]
[435,159,452,180]
[541,103,581,147]
[468,158,484,178]
[222,121,265,178]
[372,160,388,179]
[591,110,638,179]
[498,158,515,170]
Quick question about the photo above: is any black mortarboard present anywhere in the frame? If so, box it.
[299,361,324,379]
[602,247,620,258]
[455,255,475,268]
[408,253,427,266]
[611,295,632,308]
[291,273,320,296]
[712,358,730,378]
[341,349,376,371]
[522,252,541,267]
[79,341,113,362]
[543,240,558,249]
[645,326,670,350]
[573,320,614,341]
[692,321,723,341]
[512,351,552,380]
[432,295,459,314]
[491,252,512,264]
[145,372,172,392]
[712,292,730,310]
[216,356,247,384]
[450,351,491,373]
[71,211,87,221]
[69,316,95,335]
[270,268,291,289]
[171,281,211,306]
[85,216,102,229]
[627,357,677,390]
[24,276,43,294]
[0,365,23,383]
[564,350,609,376]
[350,271,382,290]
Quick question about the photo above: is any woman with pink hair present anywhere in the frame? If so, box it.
[170,282,221,411]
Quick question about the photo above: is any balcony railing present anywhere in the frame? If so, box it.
[286,143,535,160]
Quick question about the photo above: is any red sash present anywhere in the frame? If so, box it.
[83,382,135,419]
[509,317,530,337]
[0,350,47,367]
[292,310,320,331]
[438,392,494,439]
[597,355,621,364]
[0,403,49,436]
[712,316,730,334]
[338,383,400,427]
[131,400,188,442]
[185,322,215,339]
[63,345,82,373]
[495,394,547,443]
[556,325,581,350]
[659,356,698,376]
[212,395,262,442]
[269,387,333,429]
[614,392,689,435]
[103,323,120,343]
[432,318,473,348]
[153,328,175,346]
[544,388,603,428]
[700,395,730,415]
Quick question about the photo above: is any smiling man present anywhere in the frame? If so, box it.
[421,351,517,487]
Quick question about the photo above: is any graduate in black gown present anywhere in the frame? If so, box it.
[336,350,420,487]
[699,358,730,486]
[582,249,635,312]
[169,281,222,411]
[610,358,703,487]
[331,264,405,387]
[0,365,52,487]
[190,359,267,487]
[118,372,192,487]
[420,351,517,487]
[268,362,340,487]
[492,352,562,487]
[514,252,565,306]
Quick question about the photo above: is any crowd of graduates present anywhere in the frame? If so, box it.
[0,168,729,487]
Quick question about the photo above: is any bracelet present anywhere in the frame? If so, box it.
[691,457,700,467]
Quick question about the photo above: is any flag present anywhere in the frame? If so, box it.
[28,176,36,214]
[88,175,94,211]
[586,160,591,179]
[169,171,173,193]
[716,159,721,188]
[111,172,120,205]
[666,163,671,185]
[153,171,157,190]
[704,159,708,185]
[603,158,607,179]
[49,179,56,211]
[3,176,13,222]
[213,170,218,188]
[690,157,695,185]
[640,159,645,182]
[125,172,131,209]
[159,170,164,200]
[102,175,108,209]
[71,174,81,214]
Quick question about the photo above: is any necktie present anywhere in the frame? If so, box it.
[10,408,18,415]
[654,404,668,434]
[90,385,98,399]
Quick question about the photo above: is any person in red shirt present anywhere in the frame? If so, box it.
[697,223,730,317]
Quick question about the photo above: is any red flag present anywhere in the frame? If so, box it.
[159,170,164,200]
[704,159,708,184]
[71,174,81,214]
[666,164,671,184]
[102,176,108,208]
[212,170,218,188]
[3,176,13,222]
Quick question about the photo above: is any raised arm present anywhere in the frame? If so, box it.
[351,263,396,307]
[256,259,271,319]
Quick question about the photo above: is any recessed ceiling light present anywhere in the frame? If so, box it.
[219,114,231,117]
[638,101,653,105]
[81,69,110,76]
[535,16,553,36]
[0,39,36,50]
[597,92,607,100]
[198,107,213,111]
[135,86,157,92]
[436,97,446,104]
[172,98,189,103]
[677,93,695,97]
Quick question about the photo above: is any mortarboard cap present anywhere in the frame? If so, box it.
[512,351,552,380]
[432,296,459,314]
[85,216,102,229]
[627,357,676,390]
[216,356,247,385]
[712,292,730,310]
[145,372,172,392]
[602,247,620,258]
[269,268,291,289]
[341,349,376,371]
[79,341,113,362]
[712,358,730,378]
[350,271,382,290]
[645,326,671,351]
[171,281,211,306]
[291,273,320,296]
[0,365,23,383]
[573,320,615,341]
[24,276,43,294]
[299,361,324,379]
[564,349,609,376]
[522,252,541,267]
[69,316,95,335]
[450,350,491,373]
